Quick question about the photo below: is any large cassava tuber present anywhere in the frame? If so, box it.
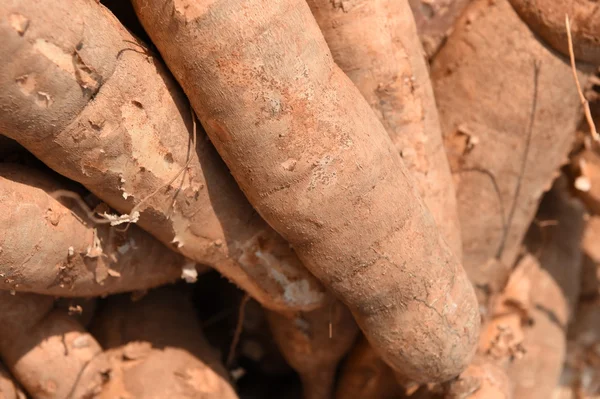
[266,301,359,399]
[75,287,238,399]
[0,0,325,311]
[131,0,479,382]
[0,291,102,399]
[431,0,591,305]
[0,164,188,297]
[307,0,462,259]
[305,0,465,390]
[507,0,600,65]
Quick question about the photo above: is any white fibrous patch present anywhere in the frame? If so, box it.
[181,262,198,283]
[268,265,324,307]
[100,210,140,226]
[283,279,324,306]
[238,237,325,307]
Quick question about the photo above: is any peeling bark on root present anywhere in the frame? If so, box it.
[0,164,189,296]
[0,0,326,312]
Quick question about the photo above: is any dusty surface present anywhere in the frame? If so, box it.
[132,0,479,382]
[307,0,462,259]
[432,0,591,306]
[0,164,187,296]
[0,0,325,312]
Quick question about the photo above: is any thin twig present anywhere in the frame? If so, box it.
[227,294,250,367]
[497,61,540,258]
[566,15,598,141]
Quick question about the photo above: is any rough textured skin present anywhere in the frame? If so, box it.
[0,364,24,399]
[75,287,238,399]
[508,0,600,65]
[266,301,359,399]
[0,164,188,296]
[335,337,402,399]
[431,0,589,305]
[0,0,325,311]
[307,0,462,259]
[131,0,480,382]
[0,291,102,399]
[408,0,472,58]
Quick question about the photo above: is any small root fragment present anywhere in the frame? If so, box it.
[566,15,598,142]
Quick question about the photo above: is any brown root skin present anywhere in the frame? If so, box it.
[75,287,238,399]
[431,0,592,306]
[266,301,359,399]
[307,0,462,260]
[0,0,325,311]
[446,356,512,399]
[335,337,403,399]
[0,363,25,399]
[507,0,600,65]
[0,164,188,297]
[408,0,473,59]
[132,0,479,382]
[0,291,102,399]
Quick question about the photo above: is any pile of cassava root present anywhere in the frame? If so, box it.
[0,0,599,397]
